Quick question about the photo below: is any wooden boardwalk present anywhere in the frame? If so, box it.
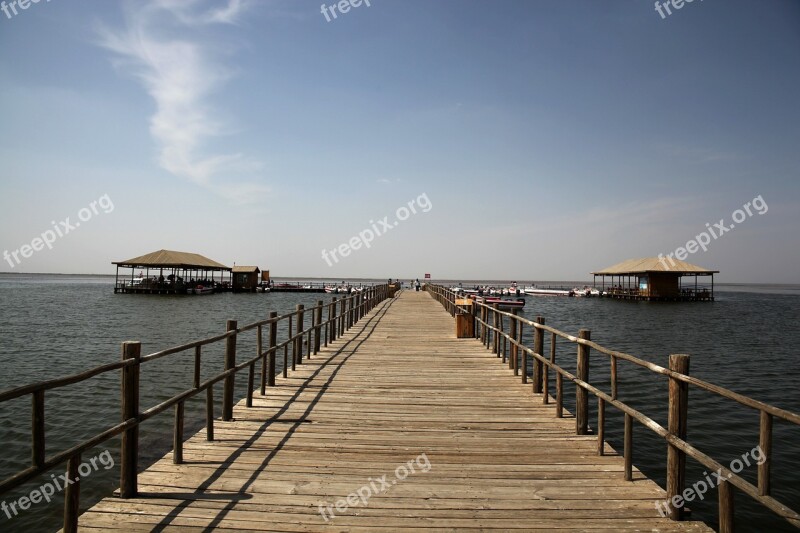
[77,291,712,531]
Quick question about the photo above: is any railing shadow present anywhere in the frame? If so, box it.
[147,295,399,531]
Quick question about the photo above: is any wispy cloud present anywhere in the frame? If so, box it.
[96,0,268,204]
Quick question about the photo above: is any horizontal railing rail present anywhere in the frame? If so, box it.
[0,284,391,532]
[426,284,799,532]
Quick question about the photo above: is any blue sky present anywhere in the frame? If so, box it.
[1,0,798,282]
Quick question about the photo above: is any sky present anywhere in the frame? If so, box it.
[0,0,798,282]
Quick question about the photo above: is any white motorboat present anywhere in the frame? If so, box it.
[523,286,574,297]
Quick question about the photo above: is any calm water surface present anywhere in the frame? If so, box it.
[0,275,798,532]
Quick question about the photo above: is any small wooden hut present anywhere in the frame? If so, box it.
[592,257,718,301]
[232,266,261,293]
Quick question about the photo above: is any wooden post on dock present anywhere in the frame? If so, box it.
[294,305,304,368]
[267,312,277,387]
[173,401,184,463]
[533,317,545,393]
[576,329,590,435]
[492,304,500,355]
[63,453,81,533]
[32,390,44,468]
[472,300,479,339]
[480,304,487,346]
[330,297,338,343]
[759,410,772,497]
[222,319,237,421]
[718,479,734,533]
[347,295,354,329]
[120,340,140,498]
[314,300,323,354]
[340,297,346,334]
[509,310,517,372]
[667,353,690,521]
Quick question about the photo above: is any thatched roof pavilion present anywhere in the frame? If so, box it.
[592,257,718,301]
[113,249,231,294]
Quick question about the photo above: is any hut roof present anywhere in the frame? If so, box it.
[113,249,230,270]
[232,266,260,273]
[592,257,718,275]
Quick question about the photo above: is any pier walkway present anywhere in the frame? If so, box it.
[77,291,711,531]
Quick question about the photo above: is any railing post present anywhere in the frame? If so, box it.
[32,390,45,469]
[718,479,734,533]
[533,317,545,393]
[509,310,517,371]
[759,410,772,496]
[492,304,499,355]
[666,353,690,521]
[63,453,81,533]
[481,304,488,346]
[222,319,237,421]
[624,413,632,480]
[267,312,277,387]
[576,329,590,435]
[294,305,304,368]
[206,386,214,441]
[340,298,346,334]
[597,397,605,456]
[472,300,479,339]
[120,340,141,498]
[347,295,354,329]
[173,401,184,464]
[315,300,323,354]
[330,297,338,342]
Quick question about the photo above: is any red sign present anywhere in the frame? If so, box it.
[424,273,431,279]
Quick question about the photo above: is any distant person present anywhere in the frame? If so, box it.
[415,278,421,291]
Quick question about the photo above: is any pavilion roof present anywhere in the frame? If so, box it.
[113,249,230,270]
[592,257,718,275]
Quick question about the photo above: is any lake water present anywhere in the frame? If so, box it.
[0,275,798,532]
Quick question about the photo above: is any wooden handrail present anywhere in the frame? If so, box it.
[425,284,800,530]
[0,284,391,532]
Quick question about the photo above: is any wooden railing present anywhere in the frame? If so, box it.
[426,284,800,532]
[0,284,390,532]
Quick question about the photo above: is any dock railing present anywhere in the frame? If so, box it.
[0,284,390,532]
[426,284,800,532]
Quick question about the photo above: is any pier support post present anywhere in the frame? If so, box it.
[533,316,545,393]
[667,353,690,521]
[222,320,237,421]
[120,341,141,498]
[576,329,590,435]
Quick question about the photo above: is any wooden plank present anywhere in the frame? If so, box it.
[75,291,712,532]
